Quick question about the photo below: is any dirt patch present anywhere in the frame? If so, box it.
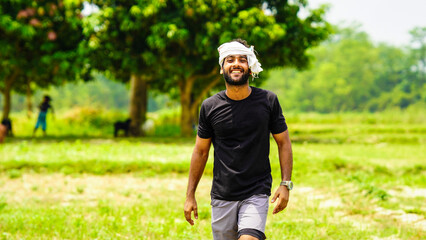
[375,206,426,231]
[371,235,401,240]
[388,186,426,198]
[0,173,212,207]
[294,186,343,209]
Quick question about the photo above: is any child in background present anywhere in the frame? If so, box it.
[0,123,6,143]
[33,95,54,137]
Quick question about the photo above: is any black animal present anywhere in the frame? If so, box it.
[114,118,131,137]
[1,118,13,136]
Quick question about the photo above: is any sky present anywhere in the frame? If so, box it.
[305,0,426,46]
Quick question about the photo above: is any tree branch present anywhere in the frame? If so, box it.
[193,75,221,109]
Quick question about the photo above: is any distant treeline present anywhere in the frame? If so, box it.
[2,73,175,113]
[263,26,425,113]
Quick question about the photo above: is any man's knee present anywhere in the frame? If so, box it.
[238,228,266,240]
[212,229,238,240]
[239,235,259,240]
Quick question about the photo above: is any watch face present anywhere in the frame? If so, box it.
[288,181,293,190]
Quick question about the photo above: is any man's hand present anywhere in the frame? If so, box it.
[184,196,198,225]
[271,186,290,214]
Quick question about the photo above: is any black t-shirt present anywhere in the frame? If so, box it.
[198,87,287,201]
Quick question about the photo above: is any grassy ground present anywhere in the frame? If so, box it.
[0,112,425,239]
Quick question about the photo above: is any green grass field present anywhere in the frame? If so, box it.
[0,111,425,239]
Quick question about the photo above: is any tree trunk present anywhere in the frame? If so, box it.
[179,72,221,137]
[190,102,199,130]
[180,85,194,137]
[26,78,33,118]
[2,76,15,120]
[129,73,148,136]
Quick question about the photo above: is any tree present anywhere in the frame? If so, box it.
[149,0,331,136]
[369,27,426,111]
[408,27,425,91]
[84,0,166,136]
[0,0,87,120]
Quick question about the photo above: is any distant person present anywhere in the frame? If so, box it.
[0,122,7,143]
[33,95,54,137]
[184,39,293,240]
[1,118,13,136]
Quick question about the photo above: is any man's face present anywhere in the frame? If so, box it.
[221,55,251,86]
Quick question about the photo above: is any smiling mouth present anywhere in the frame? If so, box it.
[231,69,243,74]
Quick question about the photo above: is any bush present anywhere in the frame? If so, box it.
[6,107,183,137]
[57,107,127,136]
[146,107,181,137]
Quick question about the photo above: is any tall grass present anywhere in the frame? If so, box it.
[6,107,426,142]
[8,107,185,138]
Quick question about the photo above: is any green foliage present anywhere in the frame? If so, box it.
[83,0,160,80]
[7,169,22,179]
[262,25,425,113]
[0,195,7,211]
[3,0,329,135]
[96,0,331,136]
[0,0,87,85]
[147,107,180,136]
[9,107,127,136]
[39,73,130,111]
[61,107,117,128]
[7,106,183,137]
[0,0,88,119]
[2,73,179,113]
[6,107,426,143]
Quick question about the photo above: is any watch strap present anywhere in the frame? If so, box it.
[280,181,293,190]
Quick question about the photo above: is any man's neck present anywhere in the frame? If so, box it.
[225,83,252,100]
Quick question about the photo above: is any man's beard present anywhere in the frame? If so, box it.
[223,70,250,86]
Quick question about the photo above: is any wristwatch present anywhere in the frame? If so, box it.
[280,181,293,190]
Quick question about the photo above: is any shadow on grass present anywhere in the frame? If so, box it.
[3,135,195,145]
[4,133,422,146]
[0,158,202,176]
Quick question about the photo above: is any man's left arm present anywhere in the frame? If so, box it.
[271,129,293,214]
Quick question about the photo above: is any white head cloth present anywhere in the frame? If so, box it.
[218,41,263,78]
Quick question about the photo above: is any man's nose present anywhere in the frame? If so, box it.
[232,60,243,66]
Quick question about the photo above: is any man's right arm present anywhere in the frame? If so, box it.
[184,136,212,225]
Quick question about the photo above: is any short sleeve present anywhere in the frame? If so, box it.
[269,95,287,134]
[197,102,213,139]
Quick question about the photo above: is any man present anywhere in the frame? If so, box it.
[184,39,293,240]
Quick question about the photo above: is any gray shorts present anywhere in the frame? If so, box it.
[211,194,269,240]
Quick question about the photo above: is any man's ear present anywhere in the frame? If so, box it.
[220,68,223,74]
